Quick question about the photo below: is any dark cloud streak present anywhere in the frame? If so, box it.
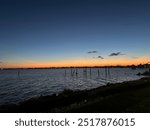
[93,56,104,59]
[87,51,97,54]
[109,52,125,56]
[97,56,104,59]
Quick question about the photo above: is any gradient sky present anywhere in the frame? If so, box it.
[0,0,150,68]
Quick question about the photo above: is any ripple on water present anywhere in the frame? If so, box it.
[0,68,148,105]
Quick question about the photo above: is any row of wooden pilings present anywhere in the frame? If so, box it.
[64,67,111,77]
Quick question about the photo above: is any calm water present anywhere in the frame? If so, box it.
[0,68,148,105]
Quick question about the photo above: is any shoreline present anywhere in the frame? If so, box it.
[0,76,150,113]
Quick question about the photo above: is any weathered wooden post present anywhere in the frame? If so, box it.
[71,68,72,76]
[90,67,92,76]
[76,68,78,76]
[98,69,100,76]
[105,67,107,78]
[65,69,66,76]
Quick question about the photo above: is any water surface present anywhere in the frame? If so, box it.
[0,68,147,105]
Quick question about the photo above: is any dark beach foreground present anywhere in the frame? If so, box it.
[0,76,150,113]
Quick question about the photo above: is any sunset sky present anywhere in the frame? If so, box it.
[0,0,150,68]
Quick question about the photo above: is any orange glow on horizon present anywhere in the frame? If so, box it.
[1,57,150,68]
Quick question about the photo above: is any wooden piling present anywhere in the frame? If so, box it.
[65,69,66,76]
[98,69,100,76]
[76,68,78,76]
[108,67,111,77]
[71,68,72,76]
[105,67,107,78]
[90,67,92,76]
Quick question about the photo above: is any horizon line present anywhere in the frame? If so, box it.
[1,64,149,70]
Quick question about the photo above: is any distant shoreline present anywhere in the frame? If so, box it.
[0,76,150,113]
[1,66,128,70]
[1,64,150,70]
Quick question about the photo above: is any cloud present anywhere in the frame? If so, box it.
[109,52,125,56]
[0,61,3,64]
[97,56,104,59]
[93,56,104,59]
[87,51,97,54]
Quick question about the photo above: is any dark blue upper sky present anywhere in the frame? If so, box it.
[0,0,150,67]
